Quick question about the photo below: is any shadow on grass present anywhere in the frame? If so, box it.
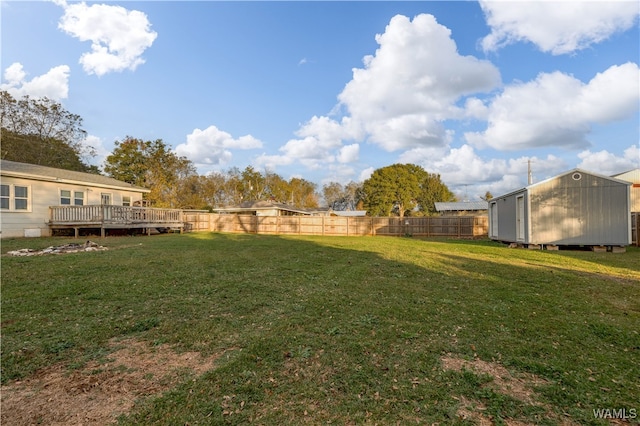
[2,232,638,425]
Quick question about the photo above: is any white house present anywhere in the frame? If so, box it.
[612,169,640,213]
[1,160,149,238]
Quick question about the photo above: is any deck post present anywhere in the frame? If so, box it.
[74,227,79,239]
[101,227,105,238]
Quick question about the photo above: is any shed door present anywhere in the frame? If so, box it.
[516,195,525,241]
[489,201,498,238]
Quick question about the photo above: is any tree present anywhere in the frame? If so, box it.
[103,137,148,186]
[287,177,319,208]
[322,182,344,210]
[362,164,455,217]
[104,136,197,207]
[0,90,96,172]
[322,181,364,210]
[362,164,426,218]
[416,172,456,216]
[481,191,493,201]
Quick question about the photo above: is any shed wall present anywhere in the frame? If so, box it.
[490,191,524,243]
[528,172,629,245]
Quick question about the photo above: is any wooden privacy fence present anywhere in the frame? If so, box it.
[182,213,488,238]
[633,212,639,247]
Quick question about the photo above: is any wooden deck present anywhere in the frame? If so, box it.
[49,205,185,237]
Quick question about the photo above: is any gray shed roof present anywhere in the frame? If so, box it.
[0,160,149,192]
[493,168,631,200]
[435,201,488,212]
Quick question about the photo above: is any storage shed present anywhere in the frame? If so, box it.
[488,169,631,247]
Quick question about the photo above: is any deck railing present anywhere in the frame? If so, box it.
[49,205,184,225]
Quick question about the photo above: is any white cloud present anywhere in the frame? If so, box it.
[1,63,70,100]
[358,167,375,182]
[467,63,640,151]
[337,144,359,163]
[400,143,569,197]
[81,134,110,166]
[257,115,362,170]
[577,145,640,176]
[480,0,639,55]
[175,125,263,167]
[339,13,501,151]
[57,2,157,76]
[269,13,502,176]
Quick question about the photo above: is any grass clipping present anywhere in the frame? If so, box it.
[1,338,221,425]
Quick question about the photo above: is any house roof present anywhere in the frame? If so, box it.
[213,200,313,215]
[0,160,150,192]
[492,168,631,200]
[435,201,488,212]
[612,168,640,184]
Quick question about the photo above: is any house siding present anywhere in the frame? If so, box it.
[613,169,640,212]
[1,175,145,238]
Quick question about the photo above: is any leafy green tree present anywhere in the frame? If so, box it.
[104,136,196,207]
[362,164,425,217]
[416,172,457,216]
[287,177,319,208]
[0,90,96,172]
[103,137,148,186]
[240,166,268,201]
[362,164,455,217]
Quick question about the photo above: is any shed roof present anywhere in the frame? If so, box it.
[435,201,488,211]
[0,160,150,192]
[492,168,631,200]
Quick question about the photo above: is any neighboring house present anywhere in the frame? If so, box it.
[488,168,631,247]
[611,168,640,212]
[1,160,149,238]
[435,201,488,216]
[212,200,314,216]
[328,209,367,217]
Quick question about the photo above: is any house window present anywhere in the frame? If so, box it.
[14,186,28,210]
[61,190,71,205]
[1,185,9,210]
[122,196,131,207]
[1,184,31,211]
[74,191,84,206]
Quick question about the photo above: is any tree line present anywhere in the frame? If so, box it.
[1,91,457,215]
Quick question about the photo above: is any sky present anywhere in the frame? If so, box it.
[2,0,639,201]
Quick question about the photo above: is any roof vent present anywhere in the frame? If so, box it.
[572,172,582,181]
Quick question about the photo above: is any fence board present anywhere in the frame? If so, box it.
[184,214,488,238]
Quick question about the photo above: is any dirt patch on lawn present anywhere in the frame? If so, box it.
[1,338,224,425]
[441,355,579,426]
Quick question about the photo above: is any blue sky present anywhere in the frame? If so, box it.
[2,0,639,201]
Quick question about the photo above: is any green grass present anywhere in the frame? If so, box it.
[2,233,639,425]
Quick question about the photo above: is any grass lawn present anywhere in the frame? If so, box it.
[1,233,639,425]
